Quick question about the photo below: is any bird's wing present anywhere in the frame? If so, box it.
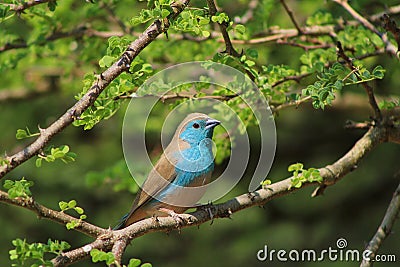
[124,141,184,220]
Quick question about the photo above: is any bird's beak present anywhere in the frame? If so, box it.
[205,118,220,129]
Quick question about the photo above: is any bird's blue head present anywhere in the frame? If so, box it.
[179,114,220,146]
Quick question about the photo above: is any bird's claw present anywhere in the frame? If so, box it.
[196,202,214,222]
[157,207,186,226]
[170,212,186,226]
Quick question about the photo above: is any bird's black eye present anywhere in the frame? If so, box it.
[193,123,200,129]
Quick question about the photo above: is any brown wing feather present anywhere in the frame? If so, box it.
[124,151,177,217]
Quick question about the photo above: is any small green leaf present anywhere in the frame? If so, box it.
[235,24,246,34]
[59,201,68,211]
[288,163,303,172]
[68,200,77,208]
[66,220,79,230]
[372,65,385,79]
[161,9,170,18]
[16,128,39,140]
[3,178,34,199]
[261,179,272,186]
[74,207,84,214]
[201,30,210,37]
[128,258,142,267]
[35,158,42,168]
[99,56,116,68]
[15,129,29,140]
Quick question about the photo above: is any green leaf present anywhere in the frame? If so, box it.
[288,163,303,172]
[3,178,34,199]
[161,9,170,18]
[9,238,70,266]
[68,200,77,208]
[261,179,272,186]
[66,220,79,230]
[201,30,210,37]
[16,128,40,140]
[35,158,42,168]
[235,24,246,34]
[128,259,142,267]
[372,65,385,79]
[59,201,68,211]
[47,0,57,11]
[74,207,84,214]
[99,56,116,68]
[90,249,115,264]
[15,129,29,140]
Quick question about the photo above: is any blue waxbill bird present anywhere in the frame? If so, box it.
[115,113,220,229]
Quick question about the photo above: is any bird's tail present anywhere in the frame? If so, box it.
[113,212,129,230]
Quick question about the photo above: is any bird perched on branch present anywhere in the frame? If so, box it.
[115,113,220,229]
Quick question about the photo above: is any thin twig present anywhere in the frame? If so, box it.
[100,1,129,34]
[276,39,333,51]
[336,41,382,121]
[333,0,398,57]
[272,96,312,112]
[333,0,379,34]
[370,4,400,22]
[279,0,303,34]
[360,182,400,267]
[234,0,258,24]
[0,26,124,53]
[271,73,312,87]
[4,0,51,13]
[206,0,240,57]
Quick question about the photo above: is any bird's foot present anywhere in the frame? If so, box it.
[196,201,213,211]
[196,201,214,222]
[157,208,186,226]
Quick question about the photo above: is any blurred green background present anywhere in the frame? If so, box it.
[1,0,399,266]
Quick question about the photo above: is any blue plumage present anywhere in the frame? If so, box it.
[115,113,220,229]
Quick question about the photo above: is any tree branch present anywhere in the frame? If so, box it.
[5,0,52,13]
[0,190,107,237]
[51,120,398,266]
[370,5,400,22]
[0,0,191,179]
[360,182,400,267]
